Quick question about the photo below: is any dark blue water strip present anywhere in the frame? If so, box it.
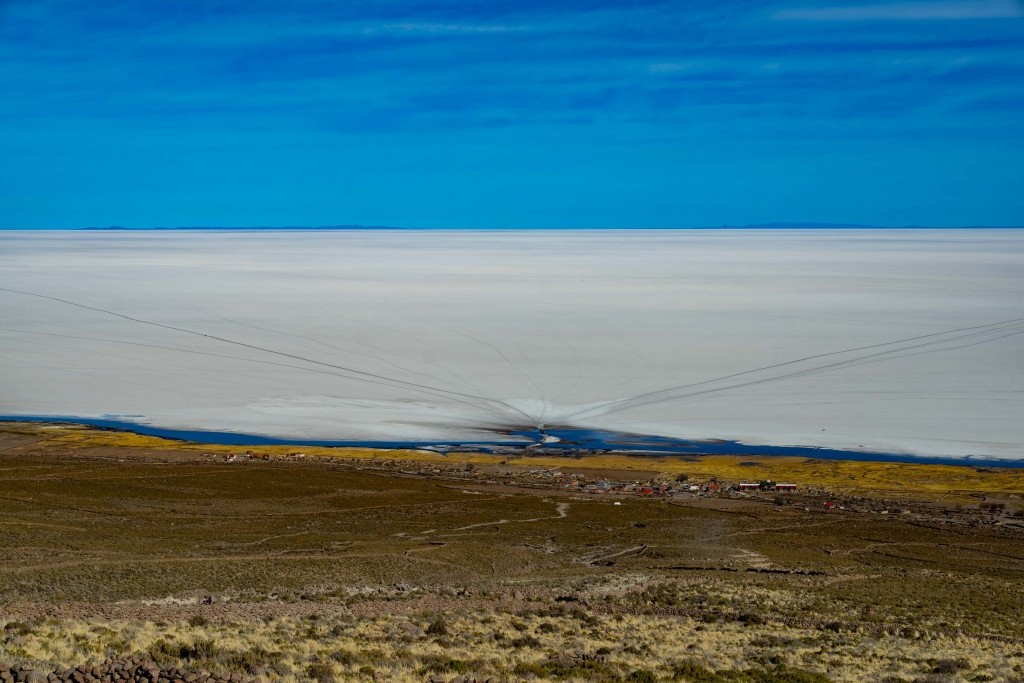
[0,415,498,450]
[2,415,1021,469]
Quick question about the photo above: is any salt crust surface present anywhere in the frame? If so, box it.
[1,229,1021,458]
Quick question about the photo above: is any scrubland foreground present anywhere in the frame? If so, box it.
[2,424,1024,683]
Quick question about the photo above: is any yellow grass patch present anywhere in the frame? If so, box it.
[18,422,1023,499]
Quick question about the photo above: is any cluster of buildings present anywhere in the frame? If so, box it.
[534,471,800,498]
[735,480,798,492]
[194,451,801,499]
[201,450,306,462]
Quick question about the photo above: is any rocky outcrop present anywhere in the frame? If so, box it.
[0,658,261,683]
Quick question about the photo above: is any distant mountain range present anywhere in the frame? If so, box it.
[68,223,1020,231]
[79,224,404,231]
[738,222,878,229]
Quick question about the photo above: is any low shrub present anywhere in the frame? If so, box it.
[329,649,357,666]
[513,655,620,681]
[426,616,449,636]
[148,638,220,665]
[304,661,335,683]
[417,655,471,675]
[930,658,969,674]
[671,660,720,682]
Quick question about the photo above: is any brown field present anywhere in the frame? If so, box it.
[2,422,1024,683]
[7,422,1024,500]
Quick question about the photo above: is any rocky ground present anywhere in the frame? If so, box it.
[2,424,1024,682]
[1,658,261,683]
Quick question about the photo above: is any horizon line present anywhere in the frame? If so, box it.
[4,223,1024,231]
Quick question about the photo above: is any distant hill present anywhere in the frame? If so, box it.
[737,222,879,229]
[58,223,1021,231]
[729,223,1022,229]
[79,225,405,231]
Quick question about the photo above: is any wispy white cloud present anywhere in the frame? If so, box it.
[773,0,1024,20]
[129,18,538,48]
[646,62,698,73]
[366,23,534,35]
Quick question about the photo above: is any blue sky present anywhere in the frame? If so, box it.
[1,0,1022,228]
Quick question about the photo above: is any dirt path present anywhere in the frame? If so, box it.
[404,542,447,557]
[446,500,570,533]
[701,518,846,542]
[578,544,648,565]
[0,548,471,574]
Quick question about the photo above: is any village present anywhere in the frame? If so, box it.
[199,449,1024,531]
[203,449,799,496]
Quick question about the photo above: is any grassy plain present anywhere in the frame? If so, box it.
[12,422,1024,499]
[2,423,1024,682]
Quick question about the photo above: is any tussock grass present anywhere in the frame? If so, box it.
[3,423,1024,683]
[3,611,1022,683]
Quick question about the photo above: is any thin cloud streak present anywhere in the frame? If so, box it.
[368,22,534,34]
[774,0,1024,20]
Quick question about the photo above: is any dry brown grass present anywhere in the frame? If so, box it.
[3,422,1024,683]
[4,609,1023,683]
[9,422,1024,499]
